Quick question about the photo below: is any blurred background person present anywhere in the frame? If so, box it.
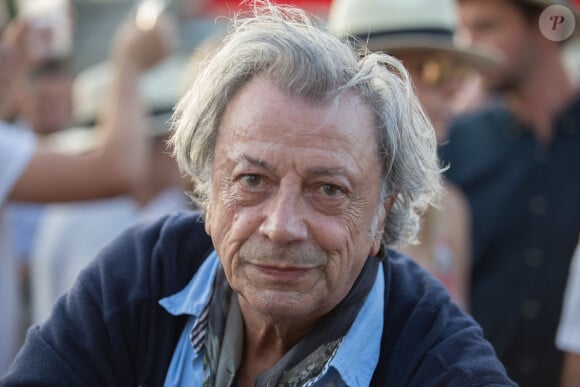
[439,0,580,385]
[4,57,75,332]
[556,235,580,387]
[30,54,193,325]
[328,0,499,309]
[562,6,580,84]
[0,6,175,374]
[11,57,73,136]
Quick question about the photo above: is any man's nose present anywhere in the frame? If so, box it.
[259,185,308,244]
[441,76,462,98]
[455,26,477,49]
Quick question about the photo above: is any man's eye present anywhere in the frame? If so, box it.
[241,174,263,187]
[321,183,343,197]
[474,20,499,33]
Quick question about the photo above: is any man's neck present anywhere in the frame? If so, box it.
[237,295,323,386]
[504,48,576,144]
[238,320,301,387]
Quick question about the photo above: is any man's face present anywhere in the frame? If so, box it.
[205,76,386,324]
[457,0,540,92]
[21,74,73,135]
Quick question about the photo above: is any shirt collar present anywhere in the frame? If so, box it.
[159,250,220,317]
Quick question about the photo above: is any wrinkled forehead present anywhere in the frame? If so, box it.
[216,76,378,158]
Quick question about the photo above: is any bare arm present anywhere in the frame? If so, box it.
[440,181,471,310]
[7,13,175,202]
[560,352,580,387]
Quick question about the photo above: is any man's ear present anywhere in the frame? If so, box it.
[369,193,398,257]
[385,193,398,212]
[204,203,212,236]
[370,234,383,258]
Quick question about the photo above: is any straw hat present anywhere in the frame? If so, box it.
[327,0,500,69]
[43,53,189,153]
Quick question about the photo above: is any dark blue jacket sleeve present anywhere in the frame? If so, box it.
[373,250,517,386]
[1,211,212,386]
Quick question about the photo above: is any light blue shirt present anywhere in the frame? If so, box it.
[160,251,384,387]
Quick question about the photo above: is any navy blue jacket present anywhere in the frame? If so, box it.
[1,212,515,386]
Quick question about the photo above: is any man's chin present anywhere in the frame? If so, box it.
[239,288,322,321]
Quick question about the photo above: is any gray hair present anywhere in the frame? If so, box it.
[170,2,443,246]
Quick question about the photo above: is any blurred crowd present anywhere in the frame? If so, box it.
[1,0,580,386]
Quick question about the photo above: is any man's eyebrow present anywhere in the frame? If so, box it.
[238,153,275,171]
[237,153,351,176]
[305,166,349,177]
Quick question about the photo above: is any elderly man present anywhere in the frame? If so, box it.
[2,4,514,386]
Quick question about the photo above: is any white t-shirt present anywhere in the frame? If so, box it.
[30,188,189,324]
[556,236,580,354]
[0,122,36,374]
